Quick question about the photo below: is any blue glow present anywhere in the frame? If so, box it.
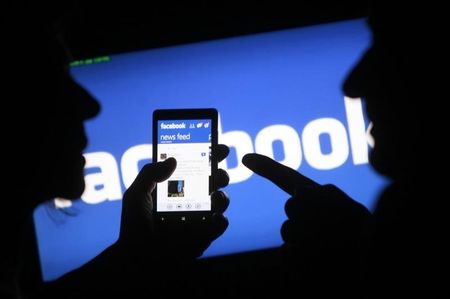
[34,18,388,281]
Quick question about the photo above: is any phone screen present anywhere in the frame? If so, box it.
[153,109,217,217]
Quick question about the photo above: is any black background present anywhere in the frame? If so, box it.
[67,0,369,60]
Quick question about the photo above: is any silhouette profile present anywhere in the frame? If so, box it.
[1,3,230,298]
[243,2,446,298]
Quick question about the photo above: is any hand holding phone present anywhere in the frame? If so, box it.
[117,108,228,263]
[151,108,230,258]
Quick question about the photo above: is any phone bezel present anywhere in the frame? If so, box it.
[152,108,218,223]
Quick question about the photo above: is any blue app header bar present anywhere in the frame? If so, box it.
[158,119,211,144]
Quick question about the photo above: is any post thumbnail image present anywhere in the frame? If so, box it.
[168,180,185,197]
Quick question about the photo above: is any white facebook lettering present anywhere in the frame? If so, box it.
[302,118,349,170]
[80,98,372,204]
[81,152,122,204]
[344,96,370,164]
[254,124,302,171]
[160,122,186,129]
[218,118,255,184]
[120,144,152,189]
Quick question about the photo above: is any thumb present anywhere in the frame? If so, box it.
[128,157,177,195]
[119,158,176,246]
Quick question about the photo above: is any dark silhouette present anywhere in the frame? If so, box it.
[243,2,446,298]
[1,3,230,298]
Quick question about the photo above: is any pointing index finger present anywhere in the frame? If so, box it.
[242,153,318,195]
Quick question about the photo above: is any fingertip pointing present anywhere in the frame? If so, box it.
[241,153,258,168]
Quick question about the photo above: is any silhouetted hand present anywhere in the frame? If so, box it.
[242,153,372,295]
[118,144,230,262]
[48,147,229,296]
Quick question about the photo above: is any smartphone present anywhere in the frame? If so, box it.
[152,108,218,223]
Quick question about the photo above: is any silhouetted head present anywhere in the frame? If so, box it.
[3,2,100,207]
[343,3,428,181]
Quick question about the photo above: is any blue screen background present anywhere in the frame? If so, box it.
[34,18,388,281]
